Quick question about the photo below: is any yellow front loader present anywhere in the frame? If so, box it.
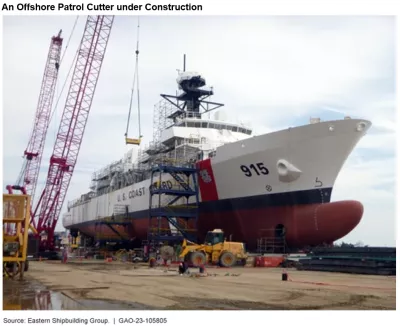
[179,229,247,267]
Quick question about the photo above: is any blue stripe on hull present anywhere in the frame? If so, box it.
[201,187,332,212]
[68,187,332,229]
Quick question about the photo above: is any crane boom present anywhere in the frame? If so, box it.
[16,31,63,208]
[33,15,114,251]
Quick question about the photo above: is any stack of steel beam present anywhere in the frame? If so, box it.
[297,247,396,275]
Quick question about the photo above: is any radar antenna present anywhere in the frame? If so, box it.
[160,55,224,123]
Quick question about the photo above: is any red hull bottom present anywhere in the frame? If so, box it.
[73,200,363,251]
[197,200,363,249]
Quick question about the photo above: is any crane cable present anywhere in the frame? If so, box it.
[16,159,28,186]
[16,16,79,186]
[125,17,142,145]
[60,16,79,65]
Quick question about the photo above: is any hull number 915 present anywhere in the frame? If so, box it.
[240,162,269,177]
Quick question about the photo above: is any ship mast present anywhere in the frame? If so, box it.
[160,55,224,123]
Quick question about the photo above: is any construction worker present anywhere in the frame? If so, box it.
[178,262,185,275]
[60,247,67,263]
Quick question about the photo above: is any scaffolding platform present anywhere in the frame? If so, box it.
[3,193,31,279]
[257,236,288,254]
[94,216,131,245]
[148,164,199,245]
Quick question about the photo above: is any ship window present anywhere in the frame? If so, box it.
[209,123,215,128]
[227,125,233,131]
[215,124,222,130]
[239,128,245,133]
[187,122,195,127]
[202,122,208,128]
[246,129,252,135]
[195,122,201,128]
[232,126,238,132]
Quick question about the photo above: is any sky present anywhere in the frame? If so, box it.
[2,15,396,246]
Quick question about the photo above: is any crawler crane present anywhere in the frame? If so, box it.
[6,16,115,257]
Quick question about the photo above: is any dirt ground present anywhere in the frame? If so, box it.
[4,260,396,310]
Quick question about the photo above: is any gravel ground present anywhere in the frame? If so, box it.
[3,260,396,310]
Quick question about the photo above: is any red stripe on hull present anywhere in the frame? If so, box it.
[197,159,219,201]
[75,200,362,251]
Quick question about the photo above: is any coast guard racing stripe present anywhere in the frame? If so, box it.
[197,159,219,201]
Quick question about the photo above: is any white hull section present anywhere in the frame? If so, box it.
[62,118,370,228]
[212,118,368,198]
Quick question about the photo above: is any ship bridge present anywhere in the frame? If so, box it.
[174,117,252,135]
[159,116,252,155]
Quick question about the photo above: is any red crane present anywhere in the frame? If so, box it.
[6,31,63,235]
[12,31,63,204]
[32,16,114,252]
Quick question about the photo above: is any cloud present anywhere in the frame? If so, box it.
[2,16,395,245]
[332,155,395,246]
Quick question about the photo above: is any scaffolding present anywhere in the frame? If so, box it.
[138,78,224,170]
[256,235,288,254]
[148,164,199,246]
[3,193,31,279]
[94,213,132,247]
[89,70,224,250]
[152,98,176,145]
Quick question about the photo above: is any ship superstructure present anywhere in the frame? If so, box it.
[67,70,251,207]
